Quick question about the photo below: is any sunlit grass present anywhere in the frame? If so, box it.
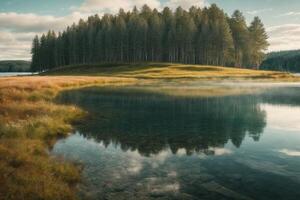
[44,63,300,81]
[0,76,136,200]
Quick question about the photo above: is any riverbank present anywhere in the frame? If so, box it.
[0,76,136,200]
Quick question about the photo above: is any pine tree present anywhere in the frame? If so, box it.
[248,17,269,69]
[114,12,127,62]
[229,10,249,67]
[162,7,175,62]
[147,8,163,61]
[39,34,47,71]
[30,35,40,72]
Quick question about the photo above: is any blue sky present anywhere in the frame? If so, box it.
[0,0,300,60]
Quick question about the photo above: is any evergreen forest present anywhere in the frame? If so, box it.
[31,4,269,72]
[260,50,300,72]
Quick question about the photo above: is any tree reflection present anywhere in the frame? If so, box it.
[261,87,300,106]
[57,87,266,156]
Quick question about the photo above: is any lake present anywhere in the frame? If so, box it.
[0,72,34,77]
[53,83,300,200]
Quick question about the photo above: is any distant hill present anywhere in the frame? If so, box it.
[260,50,300,72]
[0,60,31,72]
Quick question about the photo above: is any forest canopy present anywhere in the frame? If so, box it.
[31,4,269,72]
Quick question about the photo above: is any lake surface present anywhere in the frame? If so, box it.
[0,72,33,77]
[53,84,300,200]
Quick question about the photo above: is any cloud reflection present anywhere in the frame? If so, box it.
[279,149,300,156]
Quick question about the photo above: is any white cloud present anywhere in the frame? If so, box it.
[0,12,85,32]
[267,24,300,52]
[0,11,87,60]
[164,0,208,10]
[75,0,207,14]
[278,11,300,17]
[75,0,161,14]
[0,31,33,60]
[247,8,273,15]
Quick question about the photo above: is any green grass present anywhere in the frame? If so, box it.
[44,62,299,81]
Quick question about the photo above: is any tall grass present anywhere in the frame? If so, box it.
[0,76,136,200]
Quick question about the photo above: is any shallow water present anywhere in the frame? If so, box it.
[53,84,300,200]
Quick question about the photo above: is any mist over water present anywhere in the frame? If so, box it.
[53,84,300,200]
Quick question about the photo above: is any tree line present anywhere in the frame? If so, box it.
[260,50,300,72]
[0,60,31,72]
[31,4,269,72]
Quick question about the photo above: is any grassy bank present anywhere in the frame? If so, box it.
[0,76,136,200]
[44,63,300,81]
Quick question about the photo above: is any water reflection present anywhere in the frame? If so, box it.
[53,85,300,200]
[57,87,266,156]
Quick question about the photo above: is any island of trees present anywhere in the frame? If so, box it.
[31,4,269,72]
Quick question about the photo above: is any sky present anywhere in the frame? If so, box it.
[0,0,300,60]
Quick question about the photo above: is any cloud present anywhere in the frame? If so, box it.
[278,11,300,17]
[278,149,300,157]
[75,0,207,14]
[0,11,88,60]
[267,24,300,51]
[260,104,300,132]
[0,31,33,60]
[0,12,85,32]
[208,147,232,156]
[164,0,208,10]
[75,0,161,14]
[246,8,273,15]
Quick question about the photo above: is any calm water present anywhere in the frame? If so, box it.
[53,84,300,200]
[0,72,33,77]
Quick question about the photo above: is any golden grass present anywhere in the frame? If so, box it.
[0,76,136,200]
[44,63,300,81]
